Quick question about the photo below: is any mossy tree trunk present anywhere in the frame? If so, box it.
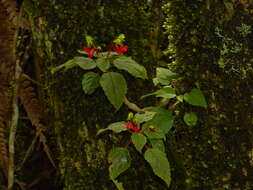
[16,0,253,190]
[163,0,253,189]
[19,0,169,189]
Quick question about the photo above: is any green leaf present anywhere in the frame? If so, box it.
[134,111,156,123]
[176,95,184,102]
[155,87,176,99]
[82,72,100,94]
[112,179,125,190]
[144,108,174,134]
[100,72,127,110]
[108,147,131,180]
[51,59,76,74]
[96,121,126,135]
[144,148,171,188]
[183,88,207,108]
[155,67,175,85]
[152,78,160,86]
[150,139,165,152]
[96,58,110,72]
[131,133,147,153]
[74,56,96,70]
[143,126,166,140]
[141,87,176,100]
[183,112,198,126]
[113,57,147,79]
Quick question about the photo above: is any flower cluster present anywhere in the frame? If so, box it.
[83,44,128,58]
[125,121,142,134]
[83,47,98,58]
[113,45,128,54]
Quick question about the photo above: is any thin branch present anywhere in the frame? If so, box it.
[8,60,22,190]
[124,97,143,112]
[124,97,171,113]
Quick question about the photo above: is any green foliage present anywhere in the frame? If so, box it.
[143,127,166,140]
[96,121,126,135]
[102,109,174,188]
[141,86,176,100]
[74,56,96,70]
[112,179,125,190]
[131,133,147,153]
[145,108,174,134]
[108,147,131,180]
[85,35,94,47]
[51,59,76,74]
[100,72,127,110]
[113,34,126,45]
[183,112,198,127]
[82,72,100,94]
[144,148,171,188]
[183,88,207,108]
[134,111,156,124]
[113,57,148,79]
[52,36,148,111]
[153,67,175,86]
[96,58,110,72]
[150,139,165,152]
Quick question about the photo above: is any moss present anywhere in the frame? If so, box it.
[163,0,253,189]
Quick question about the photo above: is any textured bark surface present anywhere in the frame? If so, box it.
[18,0,168,189]
[0,0,17,176]
[163,0,253,189]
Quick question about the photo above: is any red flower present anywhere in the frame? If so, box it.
[125,121,142,134]
[83,46,98,58]
[114,45,128,54]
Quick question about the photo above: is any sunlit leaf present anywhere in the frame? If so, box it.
[113,57,147,79]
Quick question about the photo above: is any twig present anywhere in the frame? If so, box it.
[124,97,171,113]
[168,100,181,110]
[7,2,24,187]
[39,132,56,168]
[20,133,39,167]
[8,59,22,190]
[142,99,170,111]
[124,97,143,112]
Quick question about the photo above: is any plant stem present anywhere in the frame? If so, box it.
[124,97,143,112]
[8,60,22,190]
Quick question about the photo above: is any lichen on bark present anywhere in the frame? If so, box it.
[163,0,253,189]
